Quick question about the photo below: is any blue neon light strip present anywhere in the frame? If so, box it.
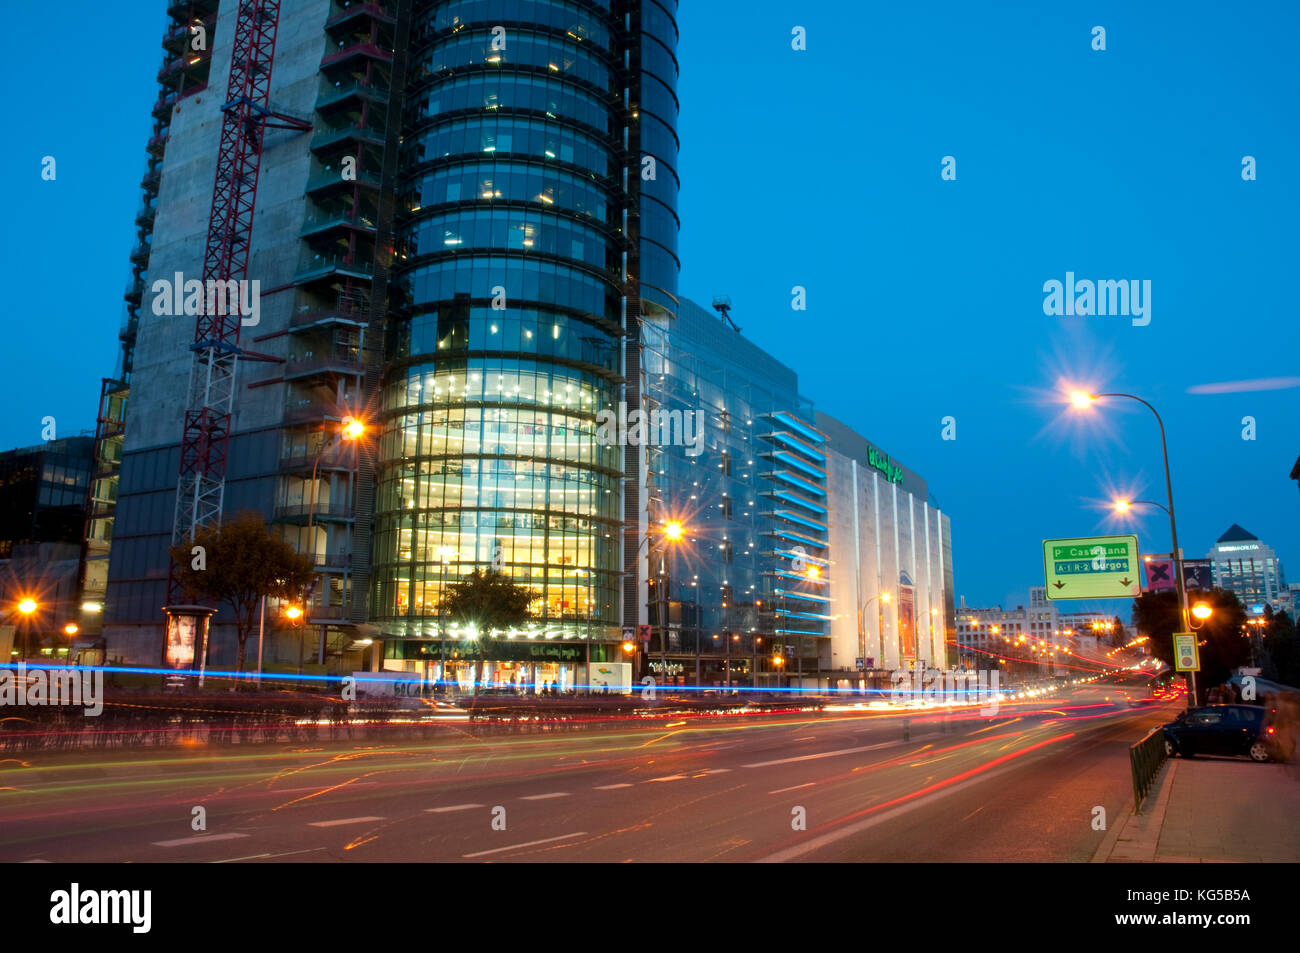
[769,508,828,532]
[776,609,836,621]
[768,489,827,514]
[766,450,826,480]
[769,411,827,444]
[765,469,826,497]
[767,430,827,462]
[773,588,832,603]
[768,528,826,548]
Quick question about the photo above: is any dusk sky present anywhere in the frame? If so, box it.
[6,0,1297,613]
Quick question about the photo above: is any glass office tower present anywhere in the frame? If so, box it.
[373,0,679,685]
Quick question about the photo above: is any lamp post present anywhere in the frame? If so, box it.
[1073,391,1192,698]
[305,416,365,669]
[857,591,891,694]
[437,545,456,694]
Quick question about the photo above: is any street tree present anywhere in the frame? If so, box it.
[169,511,317,674]
[1132,588,1249,701]
[438,569,535,694]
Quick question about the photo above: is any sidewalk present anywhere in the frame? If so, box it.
[1097,756,1300,862]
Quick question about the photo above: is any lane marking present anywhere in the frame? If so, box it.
[644,775,687,783]
[769,782,815,794]
[759,732,1075,862]
[702,768,732,774]
[743,741,897,768]
[520,792,570,800]
[308,816,384,828]
[215,847,330,864]
[153,833,251,848]
[425,803,484,813]
[463,832,586,858]
[594,783,634,790]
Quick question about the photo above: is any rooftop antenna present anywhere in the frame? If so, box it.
[712,295,741,331]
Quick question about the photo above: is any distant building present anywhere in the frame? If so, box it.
[955,588,1064,676]
[0,437,97,657]
[1206,524,1287,613]
[0,437,95,558]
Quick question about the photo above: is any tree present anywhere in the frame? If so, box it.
[169,511,317,674]
[438,569,535,694]
[1131,588,1249,701]
[1260,610,1300,688]
[1109,615,1128,648]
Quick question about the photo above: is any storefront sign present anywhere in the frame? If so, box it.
[867,446,903,484]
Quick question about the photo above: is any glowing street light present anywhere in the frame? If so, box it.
[17,599,38,615]
[1191,602,1212,622]
[284,605,304,621]
[663,520,684,542]
[1070,386,1193,706]
[63,623,79,636]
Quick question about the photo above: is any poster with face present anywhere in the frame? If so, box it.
[165,613,198,669]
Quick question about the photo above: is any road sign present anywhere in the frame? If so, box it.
[1173,633,1200,672]
[1043,535,1141,600]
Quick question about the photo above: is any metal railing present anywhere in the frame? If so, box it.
[1130,725,1168,813]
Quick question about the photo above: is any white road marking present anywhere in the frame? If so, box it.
[152,833,251,848]
[424,803,484,813]
[759,763,1023,862]
[520,792,570,800]
[594,783,634,790]
[307,816,384,828]
[702,768,732,774]
[742,741,897,768]
[644,774,687,782]
[769,782,815,794]
[463,832,586,858]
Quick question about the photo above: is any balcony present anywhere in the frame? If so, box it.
[294,252,374,285]
[305,166,382,196]
[283,398,358,423]
[290,302,370,329]
[310,119,385,154]
[321,41,394,70]
[300,208,377,239]
[326,1,396,32]
[280,448,356,473]
[146,129,170,156]
[312,551,354,569]
[134,202,157,228]
[129,241,152,267]
[284,349,365,379]
[274,501,356,522]
[317,76,391,112]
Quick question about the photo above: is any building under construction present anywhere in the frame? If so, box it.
[103,0,683,677]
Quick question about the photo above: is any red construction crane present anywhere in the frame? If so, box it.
[171,1,310,574]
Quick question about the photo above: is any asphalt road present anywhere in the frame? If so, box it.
[0,676,1178,862]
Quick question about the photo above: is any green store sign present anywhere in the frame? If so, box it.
[867,446,903,484]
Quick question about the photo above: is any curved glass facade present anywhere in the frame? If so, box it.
[375,0,678,651]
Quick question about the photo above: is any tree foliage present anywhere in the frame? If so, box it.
[169,511,317,673]
[1131,588,1249,700]
[438,569,535,692]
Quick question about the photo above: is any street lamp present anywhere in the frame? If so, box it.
[1072,390,1194,704]
[305,416,366,668]
[641,520,686,689]
[857,591,891,693]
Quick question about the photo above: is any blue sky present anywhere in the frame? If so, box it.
[4,0,1297,612]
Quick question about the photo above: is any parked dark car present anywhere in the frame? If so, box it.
[1162,704,1278,762]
